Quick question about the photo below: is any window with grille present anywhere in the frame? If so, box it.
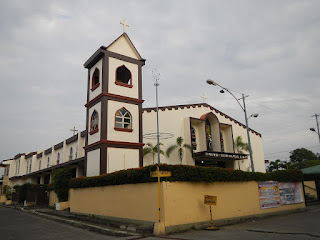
[115,108,132,130]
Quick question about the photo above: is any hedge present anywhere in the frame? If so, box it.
[13,183,48,203]
[52,168,72,202]
[69,164,303,189]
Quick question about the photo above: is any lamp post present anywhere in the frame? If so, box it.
[206,79,258,172]
[153,69,161,164]
[310,114,320,145]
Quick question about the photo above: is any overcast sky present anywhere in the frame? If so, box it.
[0,0,320,175]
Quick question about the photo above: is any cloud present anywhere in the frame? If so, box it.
[0,0,320,173]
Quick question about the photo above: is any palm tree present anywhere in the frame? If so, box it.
[267,159,286,172]
[234,136,250,170]
[166,137,193,163]
[143,143,164,164]
[234,136,250,154]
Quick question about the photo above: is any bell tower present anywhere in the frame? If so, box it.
[83,32,145,176]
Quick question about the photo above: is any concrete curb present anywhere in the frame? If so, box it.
[6,205,141,237]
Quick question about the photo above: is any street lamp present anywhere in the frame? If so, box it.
[310,114,320,145]
[310,127,320,144]
[206,79,258,172]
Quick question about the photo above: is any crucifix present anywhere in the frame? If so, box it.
[120,19,129,33]
[201,93,208,103]
[70,126,78,136]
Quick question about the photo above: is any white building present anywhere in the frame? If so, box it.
[1,32,265,187]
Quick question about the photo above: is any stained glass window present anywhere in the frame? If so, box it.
[90,110,99,132]
[115,108,131,129]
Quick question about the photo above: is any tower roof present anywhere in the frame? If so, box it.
[84,33,145,69]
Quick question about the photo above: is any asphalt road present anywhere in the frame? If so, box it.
[1,205,320,240]
[0,206,121,240]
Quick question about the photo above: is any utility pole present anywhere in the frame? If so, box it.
[311,114,320,144]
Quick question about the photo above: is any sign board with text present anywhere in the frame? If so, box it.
[204,195,217,205]
[150,170,172,178]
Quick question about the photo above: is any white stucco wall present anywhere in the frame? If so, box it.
[88,102,101,145]
[108,57,139,99]
[66,140,79,161]
[107,35,141,60]
[78,135,86,158]
[142,105,265,172]
[107,147,139,173]
[88,59,102,102]
[87,149,100,177]
[107,100,139,143]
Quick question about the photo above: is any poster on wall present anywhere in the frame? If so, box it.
[279,182,303,205]
[258,181,280,209]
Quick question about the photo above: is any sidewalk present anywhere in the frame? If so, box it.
[3,204,319,239]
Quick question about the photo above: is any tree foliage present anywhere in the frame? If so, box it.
[234,136,250,154]
[166,137,193,163]
[2,185,12,200]
[143,142,164,164]
[267,159,287,172]
[290,148,318,162]
[52,168,72,202]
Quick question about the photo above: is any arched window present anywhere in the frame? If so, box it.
[47,157,50,167]
[75,146,78,159]
[69,147,73,160]
[191,127,197,150]
[39,159,41,170]
[115,108,132,131]
[91,68,100,90]
[116,65,131,86]
[205,119,212,151]
[220,131,225,152]
[29,159,32,173]
[90,110,99,134]
[57,152,60,164]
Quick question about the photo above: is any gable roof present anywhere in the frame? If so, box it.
[84,33,145,69]
[142,103,261,137]
[106,33,144,60]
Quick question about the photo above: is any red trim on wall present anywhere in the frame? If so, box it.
[89,128,99,135]
[85,93,144,108]
[84,140,144,150]
[91,82,100,91]
[115,81,133,88]
[114,128,133,132]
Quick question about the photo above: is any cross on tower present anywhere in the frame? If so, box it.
[201,93,208,103]
[120,19,129,33]
[70,126,78,136]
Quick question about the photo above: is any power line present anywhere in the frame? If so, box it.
[265,145,320,156]
[220,86,313,119]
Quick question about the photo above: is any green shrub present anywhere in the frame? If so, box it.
[2,185,12,200]
[69,164,303,189]
[52,168,72,202]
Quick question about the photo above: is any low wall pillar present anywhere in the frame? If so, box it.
[154,222,166,236]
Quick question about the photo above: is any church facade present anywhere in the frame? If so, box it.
[0,33,265,188]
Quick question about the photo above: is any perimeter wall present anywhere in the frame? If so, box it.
[68,181,305,233]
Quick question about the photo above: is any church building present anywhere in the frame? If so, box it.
[0,31,265,188]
